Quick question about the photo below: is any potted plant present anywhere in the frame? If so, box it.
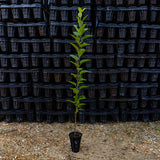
[67,7,93,153]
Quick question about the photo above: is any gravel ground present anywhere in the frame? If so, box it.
[0,121,160,160]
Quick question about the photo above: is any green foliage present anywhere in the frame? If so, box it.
[67,7,93,131]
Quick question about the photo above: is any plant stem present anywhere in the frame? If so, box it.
[74,58,80,133]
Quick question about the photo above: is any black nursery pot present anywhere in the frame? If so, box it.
[69,132,82,153]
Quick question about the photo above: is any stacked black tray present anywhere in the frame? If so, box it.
[0,0,49,122]
[0,0,159,122]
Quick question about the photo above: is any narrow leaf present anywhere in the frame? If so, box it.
[66,99,75,104]
[79,77,87,82]
[80,70,90,75]
[79,95,86,100]
[79,85,88,89]
[70,54,79,61]
[79,103,86,106]
[80,43,89,48]
[80,59,91,65]
[73,31,79,37]
[81,35,93,41]
[70,61,79,67]
[70,34,80,44]
[82,15,88,21]
[78,48,86,57]
[70,43,79,52]
[68,81,76,86]
[71,73,77,78]
[73,25,79,32]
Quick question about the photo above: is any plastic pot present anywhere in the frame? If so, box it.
[10,57,19,68]
[89,115,96,123]
[150,87,157,96]
[44,88,52,97]
[1,8,9,20]
[148,58,156,68]
[46,115,53,123]
[64,57,71,68]
[1,97,10,110]
[131,113,138,121]
[137,58,145,68]
[1,57,8,68]
[69,131,82,153]
[9,72,17,82]
[0,87,8,97]
[7,26,15,37]
[61,10,68,22]
[96,59,103,68]
[128,10,136,22]
[131,101,138,109]
[140,10,147,22]
[106,58,115,67]
[88,88,95,98]
[18,26,26,38]
[140,73,148,82]
[140,28,147,38]
[150,73,159,82]
[108,101,116,110]
[28,26,36,37]
[99,73,106,83]
[140,88,148,96]
[121,72,129,82]
[130,71,137,82]
[117,11,124,22]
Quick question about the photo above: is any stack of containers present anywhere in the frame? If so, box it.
[0,0,159,123]
[37,0,95,123]
[95,0,160,121]
[0,0,49,122]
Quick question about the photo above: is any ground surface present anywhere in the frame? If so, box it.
[0,121,159,160]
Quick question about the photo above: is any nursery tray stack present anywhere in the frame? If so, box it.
[0,0,49,122]
[35,0,95,123]
[95,0,160,122]
[0,0,159,123]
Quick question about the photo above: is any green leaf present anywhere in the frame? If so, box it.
[79,108,85,111]
[70,43,79,52]
[78,103,86,106]
[79,77,87,82]
[73,31,79,37]
[68,81,76,86]
[77,16,83,27]
[80,59,91,65]
[78,12,82,18]
[66,99,75,104]
[82,8,86,12]
[70,54,79,61]
[78,7,86,13]
[77,68,83,72]
[79,85,88,89]
[80,43,89,48]
[70,61,79,67]
[71,88,78,94]
[81,35,93,41]
[78,7,82,13]
[79,24,87,36]
[78,48,86,57]
[71,73,77,78]
[82,15,88,21]
[70,34,80,44]
[73,25,79,32]
[80,70,90,75]
[79,95,86,100]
